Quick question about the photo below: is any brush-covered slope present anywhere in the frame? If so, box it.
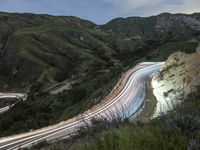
[0,12,200,90]
[101,13,200,60]
[0,12,116,89]
[102,13,200,40]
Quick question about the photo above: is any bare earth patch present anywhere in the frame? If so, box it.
[133,78,157,122]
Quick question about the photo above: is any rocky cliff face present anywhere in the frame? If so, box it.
[155,13,200,33]
[102,13,200,40]
[152,44,200,117]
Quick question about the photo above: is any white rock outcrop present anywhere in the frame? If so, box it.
[152,44,200,117]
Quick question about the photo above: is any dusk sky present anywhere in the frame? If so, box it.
[0,0,200,24]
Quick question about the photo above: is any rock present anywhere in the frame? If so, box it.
[152,44,200,117]
[196,43,200,54]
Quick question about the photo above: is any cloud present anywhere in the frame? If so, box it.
[164,0,200,14]
[104,0,200,16]
[104,0,165,13]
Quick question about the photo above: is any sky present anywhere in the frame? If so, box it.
[0,0,200,24]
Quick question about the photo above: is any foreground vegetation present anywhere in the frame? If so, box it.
[30,87,200,150]
[77,88,200,150]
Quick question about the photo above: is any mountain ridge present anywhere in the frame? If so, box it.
[0,12,200,90]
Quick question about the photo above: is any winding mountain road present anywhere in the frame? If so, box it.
[0,93,26,114]
[0,62,164,150]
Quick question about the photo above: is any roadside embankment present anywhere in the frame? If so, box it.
[152,44,200,117]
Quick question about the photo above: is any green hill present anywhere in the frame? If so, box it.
[0,12,200,90]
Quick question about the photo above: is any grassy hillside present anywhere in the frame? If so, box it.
[0,12,113,89]
[0,12,200,90]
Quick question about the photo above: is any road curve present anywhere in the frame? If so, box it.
[0,93,26,114]
[0,62,164,150]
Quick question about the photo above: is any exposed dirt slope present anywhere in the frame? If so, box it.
[152,44,200,117]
